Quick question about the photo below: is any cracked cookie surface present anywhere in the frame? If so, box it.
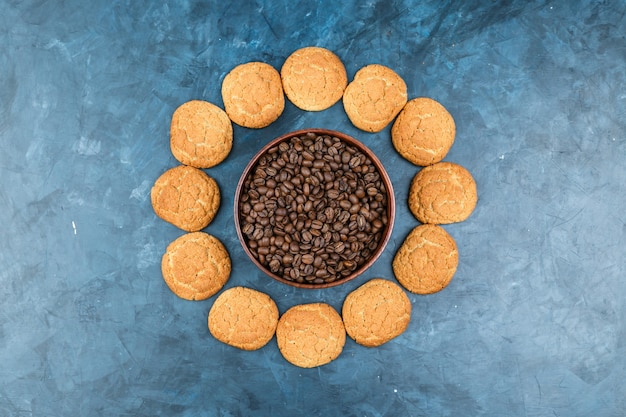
[342,64,407,133]
[208,286,279,350]
[280,46,347,111]
[150,165,221,232]
[391,97,455,166]
[161,232,231,300]
[276,303,345,368]
[221,61,285,128]
[392,224,458,294]
[408,161,477,224]
[342,278,411,347]
[170,100,233,168]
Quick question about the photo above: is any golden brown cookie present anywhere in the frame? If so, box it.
[221,61,285,128]
[391,97,456,166]
[392,224,458,294]
[161,232,231,300]
[280,46,347,111]
[341,278,411,347]
[151,165,221,232]
[276,303,345,368]
[170,100,233,168]
[408,161,477,224]
[208,286,279,350]
[342,64,407,133]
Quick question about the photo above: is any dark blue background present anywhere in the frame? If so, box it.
[1,1,625,415]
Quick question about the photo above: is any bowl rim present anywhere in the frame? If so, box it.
[233,128,396,289]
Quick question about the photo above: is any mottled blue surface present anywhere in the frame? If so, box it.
[1,0,625,415]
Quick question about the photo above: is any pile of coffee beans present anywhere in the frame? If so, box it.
[238,132,389,285]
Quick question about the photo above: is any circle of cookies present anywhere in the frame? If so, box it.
[208,286,279,350]
[170,100,233,168]
[280,46,347,111]
[408,161,477,224]
[342,278,411,347]
[151,165,221,232]
[392,224,458,294]
[161,232,231,300]
[151,46,478,366]
[342,64,408,133]
[221,61,285,129]
[391,97,456,166]
[276,303,346,368]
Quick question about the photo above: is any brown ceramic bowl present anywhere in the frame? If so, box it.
[234,128,395,289]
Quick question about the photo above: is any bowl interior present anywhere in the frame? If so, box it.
[234,128,395,289]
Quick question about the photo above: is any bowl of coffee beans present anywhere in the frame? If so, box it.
[235,129,395,288]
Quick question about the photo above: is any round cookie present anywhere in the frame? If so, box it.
[161,232,231,300]
[170,100,233,168]
[221,61,285,129]
[342,278,411,347]
[151,165,221,232]
[280,46,347,111]
[392,224,458,295]
[391,97,456,166]
[408,161,477,224]
[276,303,345,368]
[342,64,407,133]
[208,286,279,350]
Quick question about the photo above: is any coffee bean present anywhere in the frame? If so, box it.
[349,156,361,168]
[339,199,352,210]
[333,241,345,253]
[242,223,254,235]
[327,189,340,200]
[269,259,281,272]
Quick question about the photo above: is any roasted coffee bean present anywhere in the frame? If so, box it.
[238,132,389,284]
[242,223,254,235]
[269,259,281,272]
[339,199,352,210]
[349,156,361,168]
[334,241,345,253]
[301,254,314,265]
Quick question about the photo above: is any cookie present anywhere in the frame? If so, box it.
[280,46,347,111]
[276,303,345,368]
[391,97,456,166]
[392,224,458,294]
[221,61,285,128]
[208,286,279,350]
[151,165,221,232]
[408,161,477,224]
[170,100,233,168]
[341,278,411,347]
[342,64,407,133]
[161,232,231,300]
